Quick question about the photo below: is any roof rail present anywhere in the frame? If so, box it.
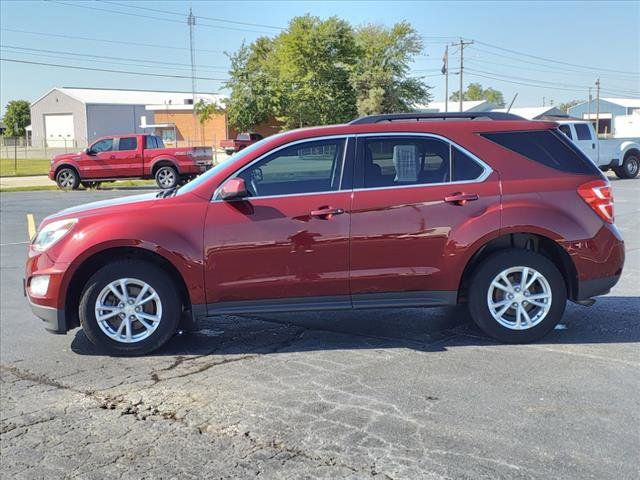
[349,112,524,124]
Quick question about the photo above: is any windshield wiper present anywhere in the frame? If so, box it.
[157,187,178,198]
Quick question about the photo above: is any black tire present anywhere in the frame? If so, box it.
[79,260,181,355]
[155,165,179,189]
[81,181,102,189]
[615,154,640,179]
[55,167,80,190]
[467,249,567,343]
[225,149,235,156]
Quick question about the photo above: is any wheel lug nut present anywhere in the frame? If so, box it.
[512,303,518,308]
[135,307,141,312]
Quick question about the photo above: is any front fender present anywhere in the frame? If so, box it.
[51,197,207,307]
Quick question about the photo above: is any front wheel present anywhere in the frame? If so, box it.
[468,249,567,343]
[79,260,181,355]
[81,181,102,189]
[155,166,179,189]
[56,168,80,190]
[614,154,640,179]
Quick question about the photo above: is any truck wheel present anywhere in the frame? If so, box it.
[615,154,640,179]
[225,149,234,156]
[468,249,566,343]
[56,168,80,190]
[155,166,178,189]
[79,260,181,355]
[81,181,102,189]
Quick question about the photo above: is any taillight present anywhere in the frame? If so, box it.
[577,180,614,223]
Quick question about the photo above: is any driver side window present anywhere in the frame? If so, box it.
[238,138,345,198]
[91,138,113,153]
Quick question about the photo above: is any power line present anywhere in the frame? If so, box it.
[0,27,224,54]
[474,40,640,76]
[0,44,228,71]
[50,1,279,35]
[99,1,285,30]
[0,58,229,82]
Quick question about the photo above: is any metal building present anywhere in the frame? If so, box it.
[30,87,220,148]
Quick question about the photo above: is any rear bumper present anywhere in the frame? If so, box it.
[575,274,621,301]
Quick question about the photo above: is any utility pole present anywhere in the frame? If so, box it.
[188,8,197,145]
[595,78,600,137]
[442,46,449,113]
[588,87,592,120]
[452,38,473,112]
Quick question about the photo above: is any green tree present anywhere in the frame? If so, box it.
[450,83,505,107]
[2,100,31,137]
[222,16,432,131]
[351,22,431,116]
[557,99,583,113]
[223,39,274,132]
[270,15,358,129]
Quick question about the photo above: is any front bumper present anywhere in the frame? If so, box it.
[26,293,68,334]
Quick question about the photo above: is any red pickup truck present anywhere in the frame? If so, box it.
[49,134,213,190]
[220,132,264,155]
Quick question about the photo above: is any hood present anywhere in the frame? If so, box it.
[53,152,82,162]
[48,192,159,221]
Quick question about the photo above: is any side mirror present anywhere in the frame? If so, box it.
[85,148,95,155]
[219,177,248,200]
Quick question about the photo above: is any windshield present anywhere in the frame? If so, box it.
[177,135,281,196]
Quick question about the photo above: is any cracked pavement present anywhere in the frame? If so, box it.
[1,181,639,479]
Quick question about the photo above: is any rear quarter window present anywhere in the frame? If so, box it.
[480,130,600,175]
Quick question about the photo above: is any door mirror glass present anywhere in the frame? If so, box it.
[84,147,95,155]
[220,177,248,200]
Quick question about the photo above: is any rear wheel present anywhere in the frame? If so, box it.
[468,249,566,343]
[614,154,639,179]
[79,260,181,355]
[155,165,178,189]
[56,168,80,190]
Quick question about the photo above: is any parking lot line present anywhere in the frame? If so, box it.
[27,213,36,240]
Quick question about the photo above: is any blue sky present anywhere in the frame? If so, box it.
[1,0,638,115]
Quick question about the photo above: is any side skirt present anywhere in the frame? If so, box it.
[199,291,458,318]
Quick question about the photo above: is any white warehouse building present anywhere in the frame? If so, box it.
[30,87,220,148]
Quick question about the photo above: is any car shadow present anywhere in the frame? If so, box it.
[70,296,640,357]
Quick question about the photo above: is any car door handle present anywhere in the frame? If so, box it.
[444,193,479,205]
[310,206,345,218]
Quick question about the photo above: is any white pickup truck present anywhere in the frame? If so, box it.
[556,120,640,179]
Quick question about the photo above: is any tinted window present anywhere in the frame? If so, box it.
[361,137,486,188]
[91,138,113,153]
[452,147,484,181]
[481,130,600,174]
[574,124,592,140]
[154,136,165,148]
[250,133,263,141]
[118,137,137,151]
[558,124,572,139]
[238,139,345,197]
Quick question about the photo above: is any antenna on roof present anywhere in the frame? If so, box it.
[507,93,518,113]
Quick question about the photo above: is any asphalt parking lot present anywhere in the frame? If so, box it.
[1,180,638,480]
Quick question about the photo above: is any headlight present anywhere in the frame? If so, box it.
[32,218,78,251]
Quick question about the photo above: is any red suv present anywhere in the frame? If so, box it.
[25,113,625,355]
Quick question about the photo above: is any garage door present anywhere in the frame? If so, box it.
[44,114,74,148]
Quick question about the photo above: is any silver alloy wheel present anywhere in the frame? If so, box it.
[487,266,552,330]
[94,278,162,343]
[57,170,76,188]
[157,167,176,188]
[626,157,639,176]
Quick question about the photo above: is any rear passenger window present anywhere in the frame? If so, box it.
[453,147,484,181]
[574,124,592,140]
[118,137,137,151]
[481,130,600,174]
[558,125,572,139]
[361,137,486,188]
